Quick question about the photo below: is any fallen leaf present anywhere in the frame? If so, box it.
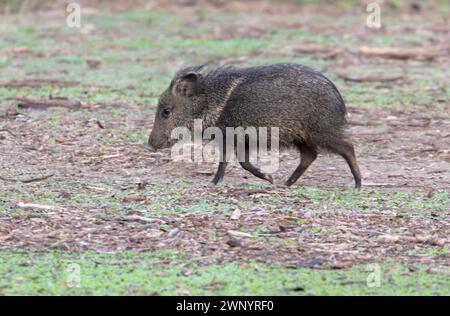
[230,209,241,220]
[227,230,252,238]
[168,228,180,237]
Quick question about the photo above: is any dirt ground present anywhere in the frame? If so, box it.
[0,0,449,272]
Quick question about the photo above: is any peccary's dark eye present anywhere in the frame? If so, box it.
[161,108,172,119]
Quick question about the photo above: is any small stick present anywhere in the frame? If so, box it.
[0,129,16,137]
[20,174,55,183]
[0,173,54,183]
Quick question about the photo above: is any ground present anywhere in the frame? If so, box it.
[0,0,449,295]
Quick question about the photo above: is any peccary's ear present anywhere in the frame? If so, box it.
[173,73,200,97]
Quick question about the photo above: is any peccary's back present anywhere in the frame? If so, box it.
[215,63,348,147]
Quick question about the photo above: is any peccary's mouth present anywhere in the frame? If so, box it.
[146,136,173,151]
[143,143,156,152]
[146,137,160,152]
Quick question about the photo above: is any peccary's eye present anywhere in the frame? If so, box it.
[161,108,172,119]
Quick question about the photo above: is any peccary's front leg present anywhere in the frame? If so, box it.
[211,161,227,185]
[211,138,228,185]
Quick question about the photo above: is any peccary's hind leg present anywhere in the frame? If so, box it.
[238,148,273,184]
[285,144,317,187]
[328,140,362,189]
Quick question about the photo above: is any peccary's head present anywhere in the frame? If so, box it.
[148,68,207,150]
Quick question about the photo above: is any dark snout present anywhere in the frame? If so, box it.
[147,122,172,151]
[146,129,168,152]
[144,142,156,152]
[145,130,157,152]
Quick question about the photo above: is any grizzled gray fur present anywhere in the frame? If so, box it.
[148,63,362,188]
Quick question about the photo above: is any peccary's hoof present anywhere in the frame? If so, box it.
[207,181,217,188]
[284,179,295,187]
[264,174,274,184]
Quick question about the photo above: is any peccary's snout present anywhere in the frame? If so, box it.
[144,142,156,152]
[147,132,157,152]
[147,124,171,151]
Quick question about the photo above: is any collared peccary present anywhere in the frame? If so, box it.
[148,63,362,188]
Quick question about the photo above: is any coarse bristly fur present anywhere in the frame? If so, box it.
[148,63,362,188]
